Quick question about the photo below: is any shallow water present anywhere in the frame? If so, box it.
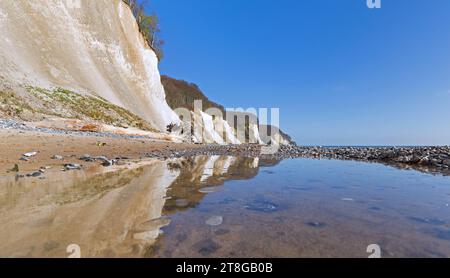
[0,156,450,258]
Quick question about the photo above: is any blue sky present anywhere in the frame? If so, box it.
[148,0,450,146]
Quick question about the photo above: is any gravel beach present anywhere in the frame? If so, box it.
[1,119,449,176]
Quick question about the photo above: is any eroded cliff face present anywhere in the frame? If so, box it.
[0,0,179,131]
[163,76,294,145]
[0,0,292,145]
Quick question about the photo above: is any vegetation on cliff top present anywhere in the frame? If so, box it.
[123,0,164,60]
[162,75,225,114]
[161,76,295,144]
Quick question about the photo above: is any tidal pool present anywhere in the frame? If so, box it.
[0,156,449,258]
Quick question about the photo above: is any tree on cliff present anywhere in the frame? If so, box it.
[123,0,164,60]
[139,12,165,60]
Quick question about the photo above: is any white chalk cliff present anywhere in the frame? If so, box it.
[0,0,179,131]
[0,0,290,145]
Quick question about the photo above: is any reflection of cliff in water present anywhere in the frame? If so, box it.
[0,156,273,258]
[163,156,263,214]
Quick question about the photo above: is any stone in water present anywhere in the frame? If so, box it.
[206,216,223,226]
[245,200,279,213]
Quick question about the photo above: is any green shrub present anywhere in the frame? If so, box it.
[123,0,164,60]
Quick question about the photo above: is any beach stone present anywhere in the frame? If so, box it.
[64,164,81,170]
[26,171,42,177]
[430,159,440,166]
[80,154,93,162]
[206,216,223,226]
[245,200,279,213]
[52,155,63,160]
[411,155,421,163]
[102,160,115,167]
[194,239,221,256]
[94,156,109,162]
[419,157,430,165]
[23,152,37,157]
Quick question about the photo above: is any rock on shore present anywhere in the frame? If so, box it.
[145,144,450,174]
[2,117,449,176]
[273,146,450,170]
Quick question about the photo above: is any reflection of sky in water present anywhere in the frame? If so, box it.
[1,157,450,258]
[158,159,450,258]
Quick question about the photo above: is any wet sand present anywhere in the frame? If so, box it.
[0,129,203,175]
[2,128,449,179]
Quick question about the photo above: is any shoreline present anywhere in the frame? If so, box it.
[1,120,450,178]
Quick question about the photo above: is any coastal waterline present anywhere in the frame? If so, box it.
[0,156,450,258]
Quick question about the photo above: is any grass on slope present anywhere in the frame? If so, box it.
[0,87,156,132]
